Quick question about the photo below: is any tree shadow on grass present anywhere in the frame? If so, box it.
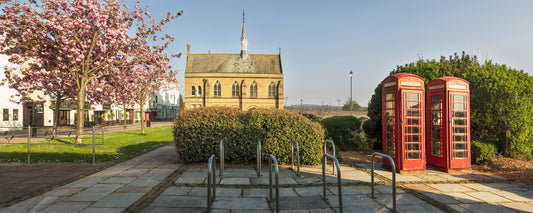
[0,141,171,163]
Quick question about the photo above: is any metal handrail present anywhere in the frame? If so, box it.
[291,140,301,177]
[371,152,396,212]
[268,154,280,213]
[220,140,224,177]
[207,154,217,212]
[256,140,262,177]
[322,153,342,213]
[324,140,336,175]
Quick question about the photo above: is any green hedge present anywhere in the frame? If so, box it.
[320,116,361,151]
[471,140,498,165]
[173,107,325,165]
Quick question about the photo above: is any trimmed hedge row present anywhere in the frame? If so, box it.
[173,107,326,165]
[321,116,361,151]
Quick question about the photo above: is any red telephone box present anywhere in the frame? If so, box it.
[381,73,426,174]
[426,77,471,173]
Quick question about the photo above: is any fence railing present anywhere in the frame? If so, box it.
[322,153,342,213]
[207,154,217,212]
[371,152,396,212]
[1,126,105,165]
[268,154,280,213]
[324,140,336,175]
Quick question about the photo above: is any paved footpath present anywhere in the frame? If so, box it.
[2,145,533,212]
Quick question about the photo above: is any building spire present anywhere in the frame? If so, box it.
[240,9,248,60]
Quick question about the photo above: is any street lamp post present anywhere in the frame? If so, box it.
[349,71,353,116]
[300,99,303,114]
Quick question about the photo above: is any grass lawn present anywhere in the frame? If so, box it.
[0,126,173,163]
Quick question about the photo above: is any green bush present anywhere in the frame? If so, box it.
[320,116,361,151]
[471,140,498,165]
[173,107,325,165]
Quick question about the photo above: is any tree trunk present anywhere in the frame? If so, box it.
[140,102,145,134]
[122,98,127,129]
[54,95,62,136]
[76,85,86,144]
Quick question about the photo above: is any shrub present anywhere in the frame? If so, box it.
[471,140,498,165]
[173,107,325,165]
[320,116,361,151]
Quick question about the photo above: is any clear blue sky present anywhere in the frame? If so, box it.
[130,0,533,107]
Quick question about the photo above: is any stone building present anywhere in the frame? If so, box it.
[184,15,284,110]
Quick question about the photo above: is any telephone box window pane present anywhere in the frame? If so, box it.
[432,149,441,156]
[407,152,420,159]
[454,111,465,117]
[386,126,393,133]
[408,119,419,125]
[387,141,393,148]
[454,143,466,150]
[432,133,440,141]
[387,149,394,157]
[405,102,419,109]
[406,135,420,142]
[431,111,441,118]
[431,103,441,110]
[386,117,394,124]
[385,93,393,101]
[432,141,441,149]
[406,110,420,117]
[454,151,466,159]
[386,110,394,116]
[432,125,441,133]
[454,103,466,110]
[387,134,393,141]
[432,118,441,125]
[405,93,420,101]
[454,135,466,142]
[454,119,466,125]
[407,144,420,151]
[454,127,466,133]
[454,95,466,102]
[386,102,393,108]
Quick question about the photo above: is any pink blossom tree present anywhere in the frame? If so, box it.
[0,0,182,141]
[130,50,177,134]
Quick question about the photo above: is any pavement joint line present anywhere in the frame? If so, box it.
[123,164,190,213]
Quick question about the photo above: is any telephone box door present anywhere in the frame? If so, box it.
[427,93,447,167]
[449,93,470,169]
[401,90,425,169]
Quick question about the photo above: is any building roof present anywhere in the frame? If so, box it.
[185,53,283,74]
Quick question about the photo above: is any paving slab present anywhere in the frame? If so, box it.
[79,207,125,213]
[149,195,206,208]
[212,197,270,210]
[277,196,330,210]
[465,191,513,203]
[499,202,533,213]
[450,203,516,213]
[160,186,192,196]
[242,188,298,198]
[189,187,242,197]
[62,183,124,202]
[91,193,145,208]
[427,183,474,193]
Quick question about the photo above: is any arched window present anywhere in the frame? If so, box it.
[197,86,202,97]
[268,82,276,98]
[232,81,240,97]
[191,86,196,96]
[250,81,258,98]
[214,81,221,97]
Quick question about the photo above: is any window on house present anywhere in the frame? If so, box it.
[3,109,8,121]
[191,86,196,96]
[214,81,221,97]
[250,81,258,98]
[232,81,240,97]
[268,82,276,98]
[198,86,202,97]
[13,109,18,121]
